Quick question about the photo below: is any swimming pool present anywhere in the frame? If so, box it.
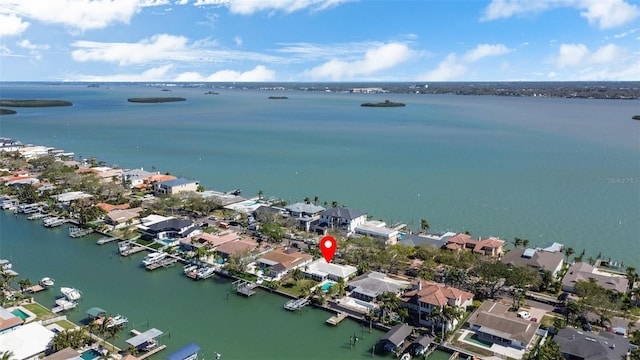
[80,349,102,360]
[11,308,29,321]
[321,282,335,292]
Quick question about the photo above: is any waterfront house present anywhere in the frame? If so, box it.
[0,306,23,334]
[154,178,199,196]
[167,343,201,360]
[319,207,367,235]
[302,258,358,282]
[354,220,399,245]
[397,231,456,249]
[0,137,23,152]
[105,207,143,229]
[284,202,325,232]
[75,166,123,182]
[554,327,629,360]
[467,300,539,351]
[0,322,55,360]
[257,247,313,280]
[122,168,157,188]
[501,247,564,277]
[137,174,177,191]
[445,233,505,257]
[126,328,163,353]
[43,347,82,360]
[346,271,410,303]
[562,262,629,295]
[137,214,201,243]
[379,323,413,353]
[179,231,242,251]
[52,191,92,207]
[215,238,259,261]
[400,279,474,330]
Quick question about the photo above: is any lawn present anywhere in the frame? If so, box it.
[278,279,318,298]
[56,319,78,330]
[23,302,55,319]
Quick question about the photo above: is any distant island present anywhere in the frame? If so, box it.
[633,115,640,120]
[205,91,219,95]
[268,96,288,100]
[0,108,17,115]
[0,99,73,107]
[361,100,405,107]
[127,97,186,103]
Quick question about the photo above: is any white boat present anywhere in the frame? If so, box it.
[55,298,77,310]
[142,252,167,266]
[0,259,11,271]
[40,277,55,287]
[107,314,129,328]
[196,266,215,279]
[60,287,82,301]
[183,264,198,274]
[43,217,66,227]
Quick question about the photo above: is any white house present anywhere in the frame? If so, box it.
[320,207,367,235]
[355,220,399,244]
[0,322,55,360]
[302,258,358,282]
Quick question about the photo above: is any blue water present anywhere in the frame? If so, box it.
[11,308,28,320]
[80,349,102,360]
[0,83,638,266]
[321,282,336,292]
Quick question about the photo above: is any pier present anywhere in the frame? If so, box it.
[97,236,119,245]
[119,241,146,256]
[52,302,77,313]
[145,257,178,270]
[232,279,257,296]
[326,312,348,326]
[69,226,94,238]
[25,284,45,293]
[284,298,310,311]
[43,217,67,227]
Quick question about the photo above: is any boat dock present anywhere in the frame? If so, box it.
[232,280,258,297]
[25,284,45,293]
[97,236,119,245]
[284,298,310,311]
[69,226,94,238]
[326,312,348,326]
[145,257,178,270]
[52,301,77,313]
[119,241,146,256]
[137,345,167,360]
[43,217,67,227]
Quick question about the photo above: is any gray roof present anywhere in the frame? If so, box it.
[555,328,629,360]
[126,328,163,347]
[468,301,538,344]
[562,262,629,294]
[398,234,446,249]
[159,178,198,188]
[285,202,325,215]
[347,271,409,298]
[43,347,81,360]
[501,248,563,272]
[321,207,366,220]
[381,323,413,347]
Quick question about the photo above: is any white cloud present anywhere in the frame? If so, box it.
[481,0,640,29]
[0,12,30,37]
[613,27,638,38]
[17,39,49,60]
[419,53,468,81]
[72,34,189,65]
[303,42,414,80]
[234,36,243,46]
[463,44,511,62]
[70,64,174,82]
[2,0,143,31]
[555,43,623,68]
[175,0,189,4]
[194,0,347,14]
[174,65,276,81]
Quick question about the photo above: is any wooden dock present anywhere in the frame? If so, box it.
[145,257,178,270]
[119,242,146,256]
[326,312,348,326]
[137,345,166,360]
[284,298,310,311]
[25,284,45,293]
[97,236,119,245]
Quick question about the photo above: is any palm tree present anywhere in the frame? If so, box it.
[377,292,400,324]
[428,306,441,334]
[440,305,462,339]
[303,197,311,204]
[17,278,31,293]
[420,219,430,233]
[522,238,530,248]
[626,266,638,288]
[513,237,522,248]
[564,247,575,262]
[1,351,14,360]
[313,196,319,205]
[258,189,263,200]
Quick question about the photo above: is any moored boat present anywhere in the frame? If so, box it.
[40,277,55,287]
[142,252,167,266]
[107,314,129,328]
[60,286,82,301]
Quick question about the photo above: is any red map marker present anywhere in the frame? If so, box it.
[320,235,337,263]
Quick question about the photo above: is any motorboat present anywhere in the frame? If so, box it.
[196,266,215,279]
[60,287,82,301]
[142,252,166,266]
[183,264,198,275]
[40,277,55,287]
[55,298,77,310]
[107,314,129,328]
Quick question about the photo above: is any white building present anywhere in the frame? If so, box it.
[355,220,399,244]
[303,258,358,282]
[0,322,55,360]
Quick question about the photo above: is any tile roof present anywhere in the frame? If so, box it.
[259,248,313,270]
[97,202,130,213]
[402,279,474,307]
[215,239,258,256]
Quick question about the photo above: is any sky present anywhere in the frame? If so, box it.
[0,0,639,82]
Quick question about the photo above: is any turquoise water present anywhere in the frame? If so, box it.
[80,349,102,360]
[11,308,28,320]
[0,211,387,359]
[321,282,335,292]
[0,83,638,266]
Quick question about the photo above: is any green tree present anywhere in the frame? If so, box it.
[377,291,400,324]
[513,237,523,248]
[564,247,575,262]
[258,189,264,200]
[17,278,31,293]
[420,219,430,233]
[537,339,563,360]
[1,351,14,360]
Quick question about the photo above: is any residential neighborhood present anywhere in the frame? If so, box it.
[1,137,639,360]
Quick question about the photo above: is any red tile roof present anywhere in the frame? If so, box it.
[402,279,474,307]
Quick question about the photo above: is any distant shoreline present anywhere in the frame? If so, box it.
[127,97,186,103]
[0,99,73,107]
[0,108,17,115]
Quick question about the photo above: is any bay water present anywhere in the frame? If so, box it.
[0,83,638,265]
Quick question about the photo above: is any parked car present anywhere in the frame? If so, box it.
[517,311,531,319]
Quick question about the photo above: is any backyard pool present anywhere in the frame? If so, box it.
[321,282,335,292]
[80,349,102,360]
[11,308,29,321]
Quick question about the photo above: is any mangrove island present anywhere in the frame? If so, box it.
[361,99,406,107]
[127,97,187,103]
[0,99,73,107]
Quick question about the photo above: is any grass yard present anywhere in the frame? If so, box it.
[278,278,318,298]
[22,302,55,319]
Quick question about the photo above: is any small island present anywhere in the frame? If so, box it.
[268,96,288,100]
[0,100,73,107]
[633,115,640,121]
[127,97,186,103]
[205,91,219,95]
[361,99,405,107]
[0,108,17,115]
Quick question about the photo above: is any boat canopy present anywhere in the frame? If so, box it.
[166,343,201,360]
[126,328,163,347]
[86,307,107,318]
